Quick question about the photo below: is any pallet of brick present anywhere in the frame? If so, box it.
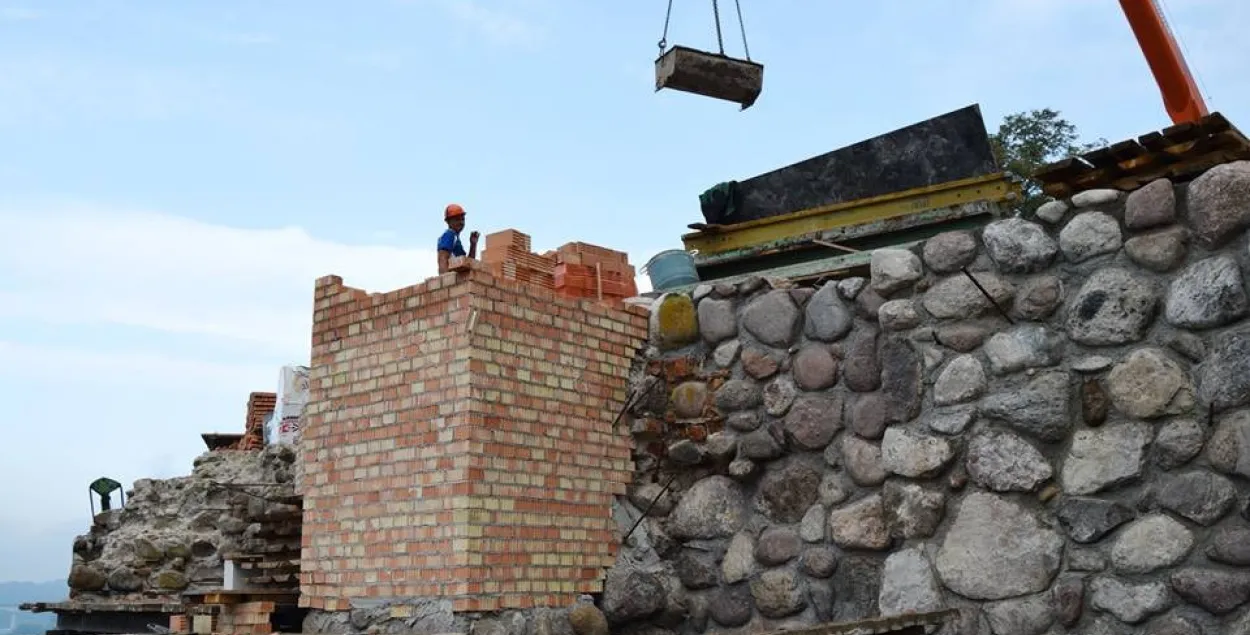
[485,229,532,253]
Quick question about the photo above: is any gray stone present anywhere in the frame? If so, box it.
[881,427,955,478]
[1013,274,1064,321]
[827,494,890,551]
[1167,330,1206,361]
[1197,331,1250,413]
[966,430,1052,492]
[878,548,945,617]
[808,583,834,622]
[1062,422,1153,495]
[792,345,838,391]
[983,593,1055,635]
[750,569,808,618]
[878,299,922,331]
[934,492,1065,600]
[1072,355,1114,373]
[726,411,760,432]
[763,376,798,417]
[818,472,852,507]
[1073,188,1122,207]
[741,290,800,347]
[697,298,737,344]
[666,476,747,540]
[1069,548,1107,572]
[754,527,801,566]
[880,336,922,423]
[1184,160,1250,248]
[831,556,884,623]
[670,381,709,419]
[1090,577,1171,624]
[1154,470,1236,526]
[934,323,990,352]
[1035,199,1069,223]
[1145,614,1201,635]
[933,355,986,405]
[1053,575,1085,628]
[674,549,720,590]
[1207,409,1250,478]
[727,457,756,480]
[983,325,1063,375]
[881,480,946,539]
[714,379,762,413]
[1208,527,1250,565]
[1055,497,1135,544]
[848,393,888,440]
[1167,254,1250,330]
[923,272,1015,319]
[1155,418,1206,469]
[870,248,924,296]
[721,532,757,584]
[737,427,782,461]
[923,230,979,273]
[1060,211,1123,262]
[708,584,753,627]
[804,282,853,342]
[1106,347,1194,419]
[106,567,143,593]
[602,568,665,623]
[801,546,839,579]
[981,370,1072,442]
[1082,377,1111,425]
[981,217,1059,273]
[755,461,821,524]
[926,407,975,435]
[667,439,704,466]
[693,283,715,302]
[842,329,881,392]
[842,436,887,486]
[837,277,867,300]
[712,339,741,367]
[741,346,781,379]
[1125,178,1176,229]
[784,393,842,450]
[1169,568,1250,615]
[1111,513,1194,574]
[799,504,826,543]
[1125,225,1189,273]
[1065,267,1159,346]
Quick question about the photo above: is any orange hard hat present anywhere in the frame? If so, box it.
[445,203,465,220]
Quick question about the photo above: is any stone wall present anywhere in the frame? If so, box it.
[66,446,298,601]
[608,161,1250,635]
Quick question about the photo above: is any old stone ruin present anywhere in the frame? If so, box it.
[28,159,1250,635]
[612,160,1250,635]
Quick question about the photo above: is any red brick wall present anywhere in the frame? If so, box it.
[299,268,647,612]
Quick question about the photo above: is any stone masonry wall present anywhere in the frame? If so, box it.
[607,161,1250,635]
[300,268,647,627]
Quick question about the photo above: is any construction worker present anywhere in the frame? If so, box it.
[437,203,479,273]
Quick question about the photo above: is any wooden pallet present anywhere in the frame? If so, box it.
[1033,111,1250,199]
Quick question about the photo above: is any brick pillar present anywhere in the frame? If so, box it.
[298,270,647,612]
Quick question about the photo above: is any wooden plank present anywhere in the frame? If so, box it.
[1031,157,1092,183]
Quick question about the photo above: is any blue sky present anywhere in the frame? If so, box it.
[1,0,1247,584]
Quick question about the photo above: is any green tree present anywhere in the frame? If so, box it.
[989,108,1107,213]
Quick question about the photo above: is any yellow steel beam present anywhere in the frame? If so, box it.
[681,173,1019,256]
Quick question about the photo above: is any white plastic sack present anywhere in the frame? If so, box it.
[266,365,309,446]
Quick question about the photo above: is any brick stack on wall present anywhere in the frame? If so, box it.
[299,265,649,615]
[233,392,276,451]
[483,229,638,302]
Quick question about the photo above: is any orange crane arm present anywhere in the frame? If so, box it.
[1118,0,1209,125]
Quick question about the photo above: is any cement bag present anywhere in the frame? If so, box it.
[269,365,310,446]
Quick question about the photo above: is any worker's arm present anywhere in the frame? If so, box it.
[437,250,451,274]
[469,231,480,259]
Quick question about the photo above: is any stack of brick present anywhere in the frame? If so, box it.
[216,601,275,635]
[233,392,277,451]
[483,229,637,302]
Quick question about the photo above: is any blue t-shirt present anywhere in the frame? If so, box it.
[437,228,466,257]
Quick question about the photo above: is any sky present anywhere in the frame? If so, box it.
[1,0,1248,585]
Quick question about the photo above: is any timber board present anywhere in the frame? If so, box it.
[1033,112,1250,198]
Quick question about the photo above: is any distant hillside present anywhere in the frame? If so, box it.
[0,579,64,605]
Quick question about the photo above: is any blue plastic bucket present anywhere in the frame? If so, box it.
[644,249,700,291]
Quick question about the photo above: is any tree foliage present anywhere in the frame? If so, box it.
[989,108,1107,213]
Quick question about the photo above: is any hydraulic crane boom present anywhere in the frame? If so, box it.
[1119,0,1209,125]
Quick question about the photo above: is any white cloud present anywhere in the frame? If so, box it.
[0,202,440,359]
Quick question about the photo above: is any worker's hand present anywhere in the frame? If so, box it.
[470,231,480,243]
